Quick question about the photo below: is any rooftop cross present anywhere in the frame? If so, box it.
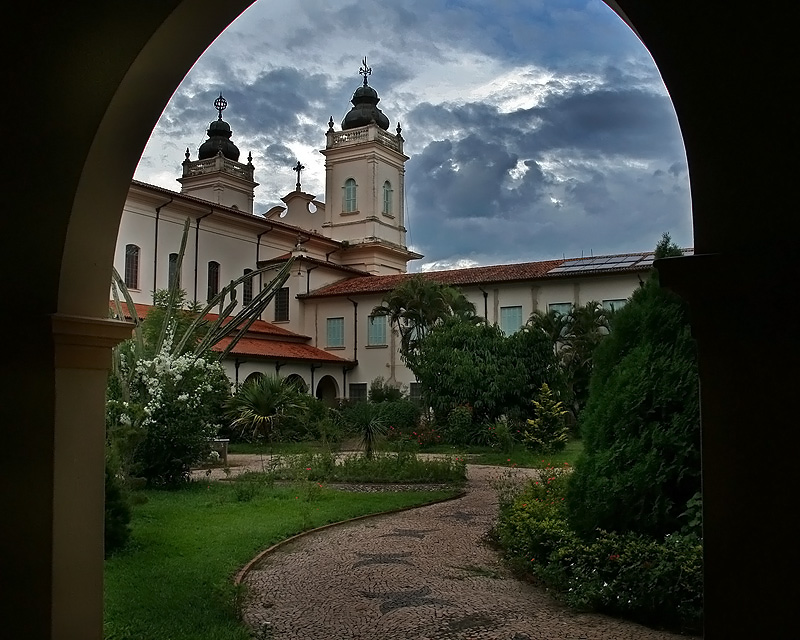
[214,93,227,120]
[359,56,372,86]
[292,160,305,191]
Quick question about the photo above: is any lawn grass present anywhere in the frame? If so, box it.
[229,439,584,470]
[104,481,458,640]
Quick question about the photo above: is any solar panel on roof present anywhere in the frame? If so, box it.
[564,259,595,268]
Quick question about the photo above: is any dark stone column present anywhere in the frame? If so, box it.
[658,253,799,638]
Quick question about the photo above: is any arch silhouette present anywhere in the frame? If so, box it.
[315,375,340,407]
[285,374,308,393]
[243,371,265,387]
[3,2,796,638]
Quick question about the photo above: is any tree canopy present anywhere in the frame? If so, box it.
[567,234,700,539]
[371,274,478,371]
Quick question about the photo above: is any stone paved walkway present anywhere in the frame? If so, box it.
[240,465,697,640]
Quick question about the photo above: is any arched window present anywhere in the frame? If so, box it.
[343,178,357,213]
[168,252,180,290]
[242,268,253,305]
[382,180,392,215]
[124,244,140,289]
[207,261,220,301]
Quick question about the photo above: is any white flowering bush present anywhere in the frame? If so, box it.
[109,330,231,485]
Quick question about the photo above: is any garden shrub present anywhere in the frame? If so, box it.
[445,404,473,445]
[378,398,421,432]
[104,451,131,556]
[280,394,336,442]
[494,472,702,633]
[127,351,230,486]
[368,376,406,402]
[226,375,307,443]
[567,237,700,539]
[522,383,570,454]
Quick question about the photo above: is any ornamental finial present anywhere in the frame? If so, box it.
[359,56,372,86]
[293,160,305,191]
[328,116,334,131]
[214,93,228,120]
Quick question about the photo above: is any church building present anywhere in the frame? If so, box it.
[114,62,660,402]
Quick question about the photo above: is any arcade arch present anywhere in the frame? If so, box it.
[5,2,797,639]
[315,375,339,407]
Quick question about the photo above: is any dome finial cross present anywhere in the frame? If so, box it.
[214,93,228,120]
[359,57,372,86]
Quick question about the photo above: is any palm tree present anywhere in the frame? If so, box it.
[372,274,477,372]
[527,308,571,351]
[226,375,305,443]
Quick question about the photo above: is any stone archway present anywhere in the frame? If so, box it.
[315,375,339,407]
[243,371,264,387]
[4,2,798,639]
[285,374,308,393]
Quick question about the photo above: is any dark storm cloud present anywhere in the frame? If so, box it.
[526,88,683,159]
[403,67,689,265]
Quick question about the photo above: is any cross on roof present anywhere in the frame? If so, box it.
[293,160,305,191]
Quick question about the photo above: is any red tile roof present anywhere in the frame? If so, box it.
[211,337,352,363]
[110,302,303,338]
[109,301,348,364]
[298,259,564,298]
[299,251,661,299]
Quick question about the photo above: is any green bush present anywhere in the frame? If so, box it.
[280,393,339,442]
[415,318,558,425]
[445,404,474,444]
[567,245,700,538]
[378,398,421,432]
[104,452,131,556]
[522,383,570,454]
[128,352,230,486]
[494,473,702,633]
[368,376,406,402]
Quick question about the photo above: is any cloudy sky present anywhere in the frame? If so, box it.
[135,0,692,271]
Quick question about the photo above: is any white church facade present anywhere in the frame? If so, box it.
[114,65,659,403]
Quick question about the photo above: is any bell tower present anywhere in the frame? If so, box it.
[177,94,258,214]
[320,59,420,274]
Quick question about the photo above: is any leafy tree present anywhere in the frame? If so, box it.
[529,301,612,420]
[371,274,478,371]
[567,234,700,539]
[560,301,612,417]
[414,317,557,425]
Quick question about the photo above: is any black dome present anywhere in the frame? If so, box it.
[341,81,390,131]
[198,118,240,161]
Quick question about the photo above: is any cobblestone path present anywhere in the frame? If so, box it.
[240,465,695,640]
